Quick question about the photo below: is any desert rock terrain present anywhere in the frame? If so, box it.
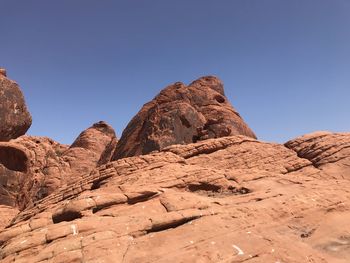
[0,70,349,263]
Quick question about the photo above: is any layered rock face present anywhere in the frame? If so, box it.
[0,69,32,141]
[285,131,350,177]
[1,133,350,262]
[111,76,256,160]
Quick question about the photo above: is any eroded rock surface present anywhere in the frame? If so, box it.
[111,76,256,160]
[62,121,117,177]
[1,132,349,263]
[285,131,350,178]
[0,69,32,141]
[0,71,349,262]
[0,122,117,216]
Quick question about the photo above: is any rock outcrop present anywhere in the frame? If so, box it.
[0,132,349,262]
[285,131,350,178]
[0,69,32,141]
[0,121,117,218]
[61,121,116,177]
[0,72,349,263]
[111,76,256,160]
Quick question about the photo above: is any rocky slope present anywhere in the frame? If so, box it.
[0,72,349,263]
[1,133,349,263]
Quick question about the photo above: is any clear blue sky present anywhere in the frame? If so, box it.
[1,0,349,144]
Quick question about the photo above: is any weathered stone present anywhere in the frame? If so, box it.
[0,205,19,230]
[1,132,350,262]
[111,76,256,160]
[285,131,350,178]
[0,70,32,141]
[0,68,6,77]
[0,72,349,263]
[62,121,117,177]
[0,121,117,213]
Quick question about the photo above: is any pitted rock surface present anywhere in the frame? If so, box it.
[1,133,350,262]
[0,69,32,141]
[111,76,256,160]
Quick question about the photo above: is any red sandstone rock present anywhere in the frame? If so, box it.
[1,132,349,262]
[0,72,349,262]
[0,122,116,212]
[62,121,117,176]
[285,131,350,178]
[97,137,118,166]
[0,69,32,141]
[111,76,256,160]
[0,205,18,230]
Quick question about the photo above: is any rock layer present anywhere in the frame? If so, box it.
[1,132,349,262]
[0,69,32,141]
[285,131,350,178]
[111,76,256,160]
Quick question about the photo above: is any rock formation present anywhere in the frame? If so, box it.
[61,121,116,177]
[0,122,117,224]
[0,72,349,263]
[0,68,32,141]
[1,133,349,262]
[111,76,256,160]
[285,131,350,178]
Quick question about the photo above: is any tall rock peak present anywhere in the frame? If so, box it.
[111,76,256,160]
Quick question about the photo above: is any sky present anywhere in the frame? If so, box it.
[1,0,349,145]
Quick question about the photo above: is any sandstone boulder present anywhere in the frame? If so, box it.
[111,76,256,160]
[0,69,32,141]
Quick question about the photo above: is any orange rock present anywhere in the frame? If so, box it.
[0,69,32,141]
[0,122,116,213]
[111,76,256,160]
[1,132,349,262]
[1,72,349,262]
